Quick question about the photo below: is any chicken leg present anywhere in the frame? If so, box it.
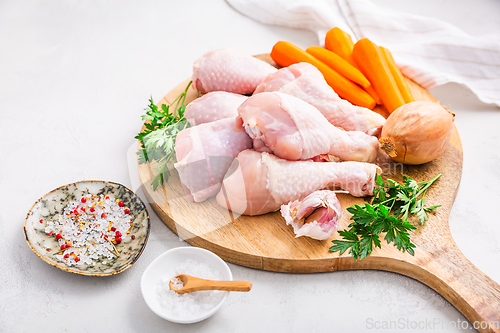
[174,118,252,202]
[254,63,386,137]
[216,150,381,216]
[236,91,379,163]
[184,91,247,126]
[192,48,277,95]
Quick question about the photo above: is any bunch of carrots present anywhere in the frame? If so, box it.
[270,27,414,113]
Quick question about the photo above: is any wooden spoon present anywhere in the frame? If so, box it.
[169,274,252,294]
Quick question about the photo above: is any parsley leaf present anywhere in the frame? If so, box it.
[330,174,441,260]
[136,81,193,190]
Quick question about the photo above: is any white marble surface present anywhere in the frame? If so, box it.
[1,0,499,332]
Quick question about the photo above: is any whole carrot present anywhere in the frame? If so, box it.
[324,27,356,66]
[306,46,371,88]
[324,27,382,105]
[270,41,375,109]
[380,46,414,104]
[362,79,383,105]
[352,38,406,113]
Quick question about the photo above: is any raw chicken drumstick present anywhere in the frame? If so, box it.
[254,63,386,137]
[236,91,379,163]
[192,49,277,95]
[174,118,252,202]
[216,150,381,216]
[184,91,248,126]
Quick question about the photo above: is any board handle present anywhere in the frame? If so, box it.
[405,235,500,333]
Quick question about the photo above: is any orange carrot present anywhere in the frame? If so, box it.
[270,41,375,109]
[306,46,370,88]
[324,27,356,66]
[352,38,406,113]
[361,77,383,105]
[380,46,414,104]
[324,27,382,105]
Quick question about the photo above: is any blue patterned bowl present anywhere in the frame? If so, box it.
[24,180,150,276]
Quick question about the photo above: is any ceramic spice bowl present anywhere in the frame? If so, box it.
[141,247,233,324]
[24,180,150,276]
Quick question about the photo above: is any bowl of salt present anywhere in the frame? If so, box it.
[141,246,232,324]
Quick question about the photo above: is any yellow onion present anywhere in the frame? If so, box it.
[379,101,455,165]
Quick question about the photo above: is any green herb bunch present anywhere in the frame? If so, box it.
[136,81,192,190]
[329,173,441,260]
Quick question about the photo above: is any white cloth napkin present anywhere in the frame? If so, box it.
[226,0,500,107]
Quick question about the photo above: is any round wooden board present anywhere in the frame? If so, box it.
[137,54,500,331]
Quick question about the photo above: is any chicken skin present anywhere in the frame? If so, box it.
[236,91,379,163]
[192,49,277,95]
[174,118,252,202]
[184,91,247,126]
[216,150,381,215]
[254,63,385,137]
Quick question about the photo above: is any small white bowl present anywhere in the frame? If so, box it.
[141,246,232,324]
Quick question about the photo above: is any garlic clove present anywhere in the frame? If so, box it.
[294,194,325,220]
[303,205,337,225]
[280,190,343,240]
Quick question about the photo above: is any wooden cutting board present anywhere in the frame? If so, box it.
[137,55,500,332]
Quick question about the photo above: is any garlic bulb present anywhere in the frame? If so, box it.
[280,190,343,240]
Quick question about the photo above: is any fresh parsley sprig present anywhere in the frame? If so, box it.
[136,81,193,190]
[329,173,441,260]
[373,173,442,225]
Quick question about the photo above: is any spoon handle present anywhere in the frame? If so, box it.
[186,279,252,293]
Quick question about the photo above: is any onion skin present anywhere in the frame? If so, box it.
[379,101,455,165]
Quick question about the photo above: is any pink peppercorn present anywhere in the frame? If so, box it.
[56,233,62,240]
[111,227,116,232]
[115,231,122,238]
[81,198,87,203]
[124,208,130,214]
[115,237,122,244]
[118,201,124,207]
[75,257,80,262]
[61,244,67,250]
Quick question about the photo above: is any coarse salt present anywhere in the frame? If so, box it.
[170,277,184,290]
[44,194,131,266]
[156,259,225,319]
